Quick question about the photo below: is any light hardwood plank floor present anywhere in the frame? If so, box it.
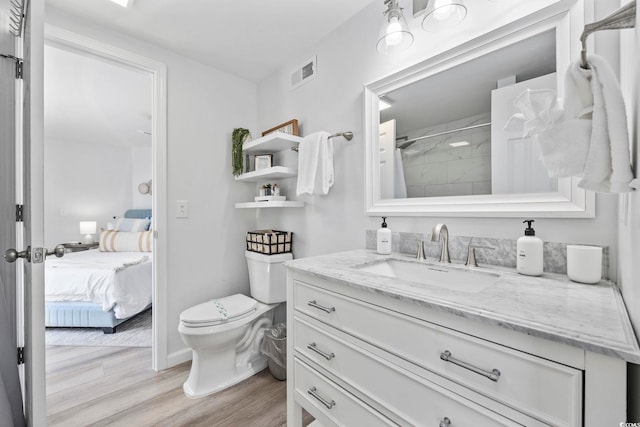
[46,346,313,426]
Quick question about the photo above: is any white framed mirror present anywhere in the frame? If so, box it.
[364,1,595,218]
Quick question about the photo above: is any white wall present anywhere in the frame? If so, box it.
[256,0,620,276]
[131,143,152,209]
[45,7,258,361]
[43,138,134,246]
[618,1,640,419]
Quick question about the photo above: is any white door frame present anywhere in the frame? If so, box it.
[43,25,169,371]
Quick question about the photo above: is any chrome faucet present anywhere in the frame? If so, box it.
[430,224,450,263]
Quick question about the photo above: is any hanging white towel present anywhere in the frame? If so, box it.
[394,148,407,198]
[576,55,636,193]
[505,55,636,193]
[296,131,334,196]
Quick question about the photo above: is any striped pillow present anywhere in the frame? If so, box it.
[114,217,151,232]
[99,230,153,252]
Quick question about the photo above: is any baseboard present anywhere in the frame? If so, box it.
[167,347,192,368]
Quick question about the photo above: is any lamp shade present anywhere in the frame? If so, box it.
[79,221,97,235]
[80,221,97,244]
[421,0,467,31]
[376,0,414,54]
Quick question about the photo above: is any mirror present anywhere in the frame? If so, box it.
[365,6,594,218]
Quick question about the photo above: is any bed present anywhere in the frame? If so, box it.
[45,209,153,334]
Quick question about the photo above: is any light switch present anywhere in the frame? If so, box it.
[176,200,189,218]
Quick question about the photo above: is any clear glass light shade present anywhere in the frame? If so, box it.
[422,0,467,31]
[376,10,414,54]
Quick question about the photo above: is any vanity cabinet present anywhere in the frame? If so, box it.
[235,132,304,209]
[286,269,628,427]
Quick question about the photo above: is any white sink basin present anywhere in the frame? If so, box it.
[354,259,500,293]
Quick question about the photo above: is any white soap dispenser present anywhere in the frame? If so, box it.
[377,217,392,255]
[516,219,543,276]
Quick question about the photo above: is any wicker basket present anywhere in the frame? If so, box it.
[246,230,292,255]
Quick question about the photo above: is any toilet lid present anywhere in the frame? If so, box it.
[180,294,257,326]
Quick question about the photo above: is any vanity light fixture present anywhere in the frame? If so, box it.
[419,0,467,32]
[377,0,414,54]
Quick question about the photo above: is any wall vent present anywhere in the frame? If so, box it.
[290,56,317,90]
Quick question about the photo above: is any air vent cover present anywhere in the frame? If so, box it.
[290,56,317,90]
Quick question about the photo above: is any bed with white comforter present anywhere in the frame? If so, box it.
[45,250,152,332]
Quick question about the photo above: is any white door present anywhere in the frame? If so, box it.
[17,1,47,425]
[379,119,397,199]
[491,73,558,194]
[0,4,24,426]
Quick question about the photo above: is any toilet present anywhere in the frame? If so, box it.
[178,251,292,399]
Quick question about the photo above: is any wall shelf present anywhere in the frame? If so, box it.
[235,166,297,182]
[235,201,305,209]
[235,132,303,209]
[242,132,302,155]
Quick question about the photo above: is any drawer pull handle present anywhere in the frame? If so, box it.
[307,343,335,360]
[440,350,501,382]
[307,300,335,314]
[439,417,451,427]
[308,386,336,409]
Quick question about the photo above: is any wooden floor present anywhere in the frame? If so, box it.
[46,346,313,426]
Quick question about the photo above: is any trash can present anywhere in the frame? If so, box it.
[261,323,287,380]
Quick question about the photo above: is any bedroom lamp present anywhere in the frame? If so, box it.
[79,221,97,244]
[376,0,414,54]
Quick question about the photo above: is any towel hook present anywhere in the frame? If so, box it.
[580,1,636,69]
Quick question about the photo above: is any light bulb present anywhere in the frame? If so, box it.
[433,0,454,20]
[386,17,403,46]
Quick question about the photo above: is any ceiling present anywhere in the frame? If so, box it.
[45,0,378,82]
[44,44,152,147]
[42,0,377,148]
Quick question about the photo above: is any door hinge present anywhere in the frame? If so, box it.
[15,204,23,222]
[17,347,24,365]
[15,59,23,79]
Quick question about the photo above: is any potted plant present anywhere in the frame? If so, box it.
[232,128,251,176]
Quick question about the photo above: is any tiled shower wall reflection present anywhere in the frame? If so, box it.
[399,112,491,198]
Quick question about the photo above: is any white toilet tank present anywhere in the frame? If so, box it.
[245,251,292,303]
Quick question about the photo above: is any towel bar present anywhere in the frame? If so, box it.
[291,131,353,151]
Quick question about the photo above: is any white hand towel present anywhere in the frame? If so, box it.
[576,55,635,193]
[296,131,333,196]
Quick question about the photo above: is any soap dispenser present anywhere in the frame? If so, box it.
[377,217,392,255]
[516,219,543,276]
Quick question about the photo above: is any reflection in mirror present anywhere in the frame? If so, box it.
[379,30,557,199]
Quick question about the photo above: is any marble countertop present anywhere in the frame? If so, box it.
[286,249,640,363]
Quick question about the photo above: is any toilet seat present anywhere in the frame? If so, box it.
[180,294,257,327]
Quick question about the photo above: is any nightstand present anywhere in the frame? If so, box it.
[62,242,99,253]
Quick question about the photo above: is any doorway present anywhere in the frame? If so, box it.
[43,24,167,370]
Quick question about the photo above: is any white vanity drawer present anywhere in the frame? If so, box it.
[294,316,531,427]
[294,280,582,426]
[294,358,395,427]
